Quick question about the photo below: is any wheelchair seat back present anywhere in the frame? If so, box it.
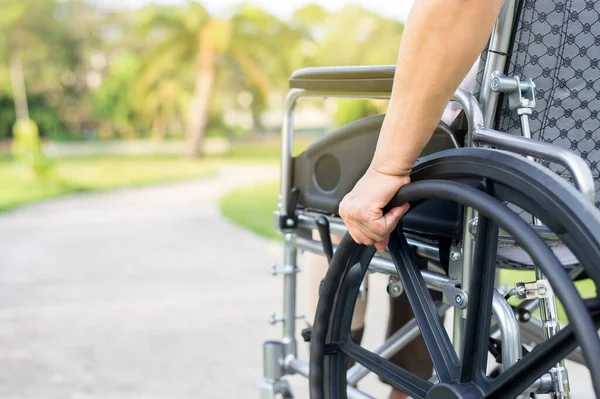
[487,0,600,207]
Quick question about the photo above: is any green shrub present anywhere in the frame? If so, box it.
[11,119,53,178]
[333,99,381,128]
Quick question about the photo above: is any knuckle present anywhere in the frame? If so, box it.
[339,206,347,220]
[347,207,361,222]
[339,199,355,221]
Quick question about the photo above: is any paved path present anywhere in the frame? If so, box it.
[0,165,591,398]
[0,165,284,399]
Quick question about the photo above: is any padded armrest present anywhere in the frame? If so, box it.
[289,65,395,93]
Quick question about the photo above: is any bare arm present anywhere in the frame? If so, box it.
[373,0,504,175]
[340,0,505,249]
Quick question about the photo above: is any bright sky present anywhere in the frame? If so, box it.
[98,0,414,22]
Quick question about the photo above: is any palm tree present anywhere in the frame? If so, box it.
[291,5,404,127]
[138,2,303,158]
[1,0,34,122]
[1,0,99,132]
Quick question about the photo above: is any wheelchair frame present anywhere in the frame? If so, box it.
[260,1,596,398]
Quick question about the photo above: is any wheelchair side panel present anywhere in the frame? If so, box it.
[292,114,463,237]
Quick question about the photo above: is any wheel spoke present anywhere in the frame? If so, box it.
[484,302,600,398]
[388,229,460,383]
[460,215,499,382]
[483,325,577,398]
[340,340,432,399]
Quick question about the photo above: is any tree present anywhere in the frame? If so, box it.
[0,0,101,137]
[0,0,66,176]
[0,0,36,122]
[218,6,307,133]
[292,4,404,127]
[138,2,303,157]
[296,4,403,67]
[93,52,142,139]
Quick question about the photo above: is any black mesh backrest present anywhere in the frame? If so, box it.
[489,0,600,207]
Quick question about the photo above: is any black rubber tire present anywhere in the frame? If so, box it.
[408,148,600,284]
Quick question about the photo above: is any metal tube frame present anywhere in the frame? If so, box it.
[281,233,298,358]
[479,0,518,128]
[293,231,521,371]
[346,305,451,386]
[261,0,596,396]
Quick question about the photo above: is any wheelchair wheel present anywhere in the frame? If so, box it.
[309,148,600,399]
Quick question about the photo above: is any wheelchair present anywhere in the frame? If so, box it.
[261,1,600,398]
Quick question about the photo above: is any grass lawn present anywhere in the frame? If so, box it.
[209,136,316,162]
[219,180,597,323]
[0,135,316,212]
[0,156,215,211]
[499,268,595,323]
[219,180,280,240]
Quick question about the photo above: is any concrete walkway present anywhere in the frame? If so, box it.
[0,164,591,398]
[0,165,284,398]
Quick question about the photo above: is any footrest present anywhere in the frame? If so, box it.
[289,65,395,93]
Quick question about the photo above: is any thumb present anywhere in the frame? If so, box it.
[382,203,410,229]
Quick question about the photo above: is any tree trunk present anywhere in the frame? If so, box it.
[10,57,29,121]
[185,27,218,158]
[250,87,265,133]
[251,102,264,133]
[152,118,168,140]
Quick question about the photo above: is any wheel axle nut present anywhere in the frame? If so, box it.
[388,279,403,297]
[450,249,462,262]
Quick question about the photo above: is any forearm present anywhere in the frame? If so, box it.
[372,0,504,176]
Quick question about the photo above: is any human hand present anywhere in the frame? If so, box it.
[339,167,411,251]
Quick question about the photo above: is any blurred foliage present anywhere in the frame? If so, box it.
[333,99,383,128]
[0,155,215,211]
[0,93,66,138]
[0,0,404,156]
[93,52,143,139]
[11,119,53,178]
[212,136,315,160]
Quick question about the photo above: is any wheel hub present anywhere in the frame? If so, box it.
[426,383,482,399]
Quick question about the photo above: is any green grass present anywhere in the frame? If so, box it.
[219,180,281,240]
[216,137,322,236]
[0,135,315,211]
[0,156,215,211]
[219,180,597,324]
[499,269,595,323]
[210,136,316,161]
